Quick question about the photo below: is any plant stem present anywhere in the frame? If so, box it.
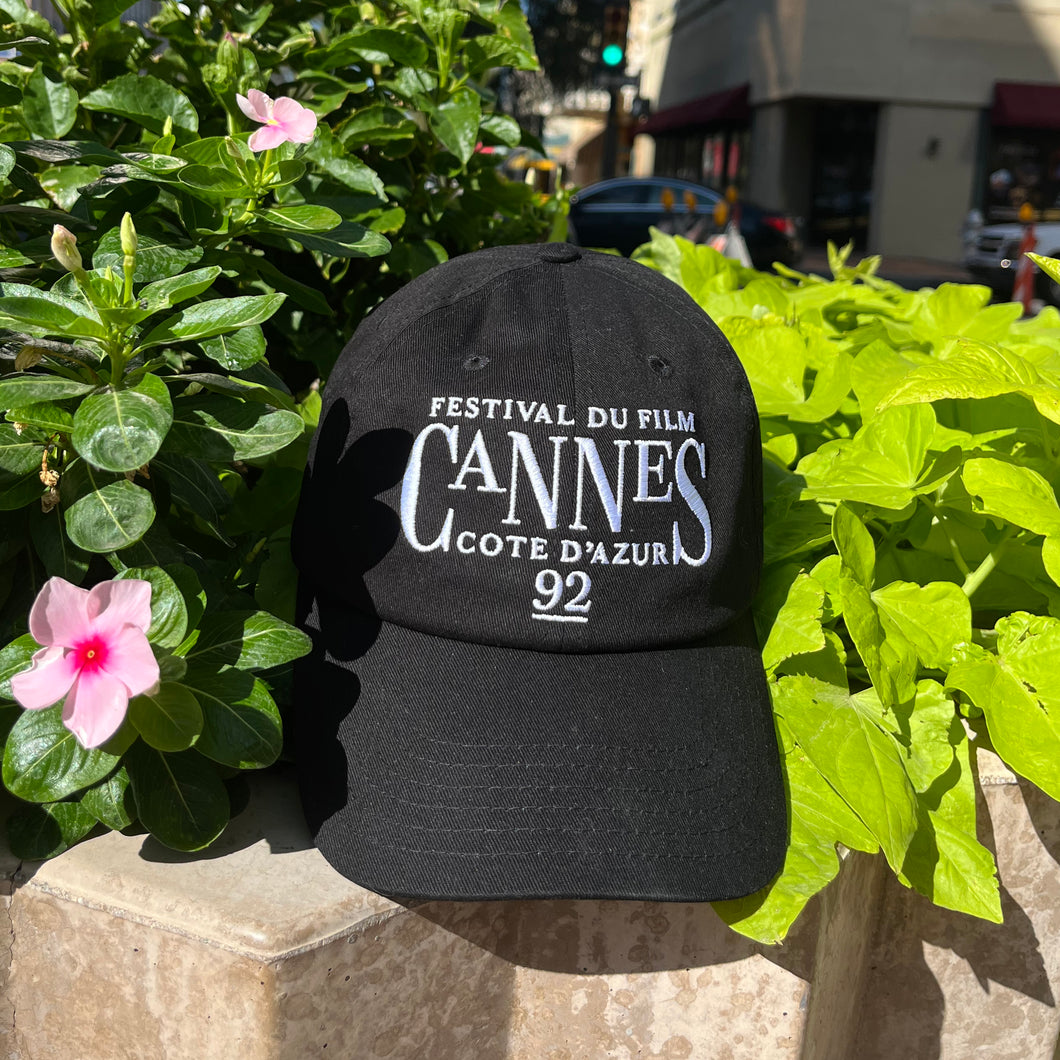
[962,527,1016,599]
[925,498,971,577]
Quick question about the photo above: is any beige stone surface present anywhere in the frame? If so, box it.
[851,751,1060,1060]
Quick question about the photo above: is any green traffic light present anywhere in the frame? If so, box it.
[602,43,624,67]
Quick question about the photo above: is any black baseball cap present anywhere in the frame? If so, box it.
[292,242,787,902]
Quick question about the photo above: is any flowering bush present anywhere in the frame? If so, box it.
[635,233,1060,942]
[0,0,559,857]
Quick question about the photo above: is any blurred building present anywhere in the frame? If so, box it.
[633,0,1060,260]
[28,0,157,24]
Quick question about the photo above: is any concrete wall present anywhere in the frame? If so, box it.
[747,100,814,219]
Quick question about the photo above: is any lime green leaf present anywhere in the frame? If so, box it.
[872,580,971,670]
[128,683,203,752]
[2,705,121,802]
[125,743,229,852]
[963,457,1060,536]
[761,572,825,673]
[799,405,937,509]
[64,474,155,553]
[715,744,878,943]
[831,504,875,588]
[772,676,919,871]
[72,373,173,474]
[729,324,806,416]
[181,668,282,769]
[81,73,199,135]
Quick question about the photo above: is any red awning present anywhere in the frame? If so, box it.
[992,81,1060,129]
[637,83,750,136]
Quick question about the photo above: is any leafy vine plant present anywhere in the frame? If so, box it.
[0,0,560,858]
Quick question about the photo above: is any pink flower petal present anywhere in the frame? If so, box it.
[100,624,159,698]
[248,124,290,152]
[89,579,153,636]
[61,668,130,748]
[28,577,92,648]
[280,108,318,144]
[11,646,80,710]
[237,88,272,123]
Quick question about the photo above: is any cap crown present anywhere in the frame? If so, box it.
[295,244,762,653]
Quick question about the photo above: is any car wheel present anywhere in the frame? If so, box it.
[1036,252,1060,307]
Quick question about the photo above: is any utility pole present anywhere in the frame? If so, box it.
[598,1,629,180]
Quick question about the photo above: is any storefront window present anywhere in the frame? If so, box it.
[984,131,1060,221]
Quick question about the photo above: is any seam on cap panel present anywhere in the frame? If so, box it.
[558,261,581,651]
[338,259,542,395]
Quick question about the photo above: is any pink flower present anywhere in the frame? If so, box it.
[11,577,159,749]
[236,89,318,152]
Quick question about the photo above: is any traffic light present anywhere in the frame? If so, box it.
[600,2,629,71]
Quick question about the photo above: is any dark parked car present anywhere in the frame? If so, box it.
[566,176,803,268]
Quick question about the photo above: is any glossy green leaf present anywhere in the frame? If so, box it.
[186,610,311,671]
[164,396,305,461]
[137,266,222,311]
[93,229,203,283]
[126,743,229,852]
[81,766,135,830]
[176,164,253,195]
[831,504,876,588]
[65,474,155,553]
[23,64,77,140]
[199,324,266,371]
[0,294,107,341]
[2,705,121,802]
[81,73,199,135]
[280,222,391,260]
[427,88,481,165]
[115,565,188,648]
[338,104,418,145]
[30,504,91,582]
[181,668,282,769]
[0,376,96,408]
[7,799,97,860]
[151,452,232,534]
[139,293,285,349]
[72,373,174,474]
[257,205,343,233]
[128,682,203,752]
[774,676,919,871]
[5,400,74,434]
[0,634,38,701]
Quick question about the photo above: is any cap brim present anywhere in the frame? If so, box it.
[295,593,788,902]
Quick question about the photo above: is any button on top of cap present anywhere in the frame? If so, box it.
[538,243,581,264]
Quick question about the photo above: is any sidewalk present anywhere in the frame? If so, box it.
[798,245,975,290]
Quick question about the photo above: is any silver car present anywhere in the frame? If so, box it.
[963,215,1060,305]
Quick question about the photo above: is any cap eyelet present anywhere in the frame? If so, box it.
[462,354,490,371]
[648,354,673,378]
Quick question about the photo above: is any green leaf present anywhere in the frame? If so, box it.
[947,641,1060,801]
[72,373,174,474]
[22,64,77,140]
[64,474,155,553]
[832,503,876,588]
[81,766,134,830]
[773,676,919,871]
[427,88,481,165]
[279,221,391,260]
[137,266,222,312]
[761,572,826,673]
[7,799,97,860]
[0,634,38,701]
[81,73,199,135]
[872,580,972,670]
[478,113,522,148]
[138,293,286,349]
[4,400,74,434]
[963,457,1060,537]
[125,743,229,852]
[0,422,42,476]
[30,504,91,582]
[2,705,121,802]
[151,452,232,535]
[128,682,203,752]
[0,375,96,408]
[0,294,107,341]
[164,396,305,461]
[257,205,343,233]
[176,164,253,196]
[714,743,878,943]
[798,405,937,509]
[0,143,15,182]
[338,104,418,146]
[115,565,188,648]
[186,610,311,671]
[93,229,203,283]
[181,668,282,769]
[199,324,266,371]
